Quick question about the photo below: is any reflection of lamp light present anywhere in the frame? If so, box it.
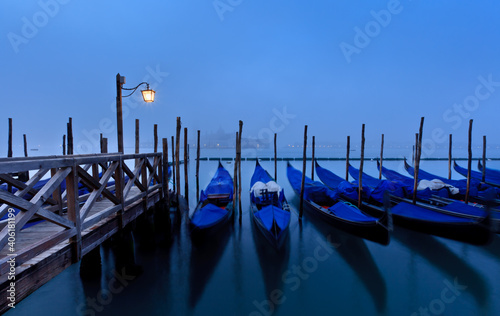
[115,73,157,153]
[141,84,156,102]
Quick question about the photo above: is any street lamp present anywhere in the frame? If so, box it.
[116,73,156,154]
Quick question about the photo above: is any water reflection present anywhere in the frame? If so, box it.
[251,213,291,312]
[393,227,489,308]
[188,222,233,308]
[305,215,388,313]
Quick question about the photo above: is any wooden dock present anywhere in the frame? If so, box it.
[0,153,169,313]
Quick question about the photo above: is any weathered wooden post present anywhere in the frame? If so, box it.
[101,138,108,153]
[8,118,12,158]
[448,134,452,180]
[162,137,170,210]
[184,127,189,205]
[465,119,473,203]
[482,135,486,183]
[299,125,308,219]
[175,117,181,196]
[63,135,66,155]
[100,133,103,152]
[67,117,73,155]
[66,164,82,262]
[171,136,176,194]
[358,124,365,209]
[274,133,277,180]
[135,119,140,166]
[233,132,238,210]
[135,119,140,154]
[311,136,315,180]
[196,130,200,203]
[412,117,425,205]
[346,136,350,181]
[23,134,28,158]
[154,124,158,153]
[379,134,384,180]
[238,121,243,215]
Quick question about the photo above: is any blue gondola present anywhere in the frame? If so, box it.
[250,160,291,249]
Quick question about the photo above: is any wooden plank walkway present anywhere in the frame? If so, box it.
[0,153,169,313]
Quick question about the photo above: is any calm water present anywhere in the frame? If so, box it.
[6,153,500,316]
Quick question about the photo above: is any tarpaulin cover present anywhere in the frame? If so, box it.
[455,161,500,187]
[391,202,477,223]
[254,205,291,231]
[200,162,233,202]
[287,163,377,222]
[190,203,229,228]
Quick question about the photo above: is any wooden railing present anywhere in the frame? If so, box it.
[0,153,163,275]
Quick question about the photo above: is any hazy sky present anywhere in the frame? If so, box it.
[1,0,500,157]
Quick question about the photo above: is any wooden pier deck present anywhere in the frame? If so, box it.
[0,153,169,313]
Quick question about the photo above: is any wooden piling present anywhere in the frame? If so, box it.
[358,124,365,209]
[412,133,419,204]
[274,133,277,180]
[154,124,158,153]
[196,130,200,203]
[67,117,73,155]
[63,135,66,155]
[379,134,384,179]
[233,132,238,209]
[100,133,103,153]
[23,134,28,157]
[311,136,315,180]
[299,125,308,219]
[482,135,486,183]
[101,138,108,153]
[346,136,350,181]
[448,134,452,180]
[175,118,181,196]
[135,119,140,154]
[465,119,473,203]
[162,138,170,210]
[238,121,243,216]
[413,117,425,205]
[184,127,189,205]
[8,118,13,158]
[171,136,176,194]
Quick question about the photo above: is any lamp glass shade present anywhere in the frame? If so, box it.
[141,89,155,102]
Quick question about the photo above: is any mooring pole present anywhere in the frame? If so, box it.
[67,117,73,155]
[358,124,365,209]
[413,117,425,205]
[379,134,384,180]
[465,119,473,203]
[346,136,350,181]
[162,138,170,210]
[448,134,452,180]
[482,135,486,183]
[23,134,28,157]
[8,118,13,158]
[184,127,189,206]
[175,118,181,196]
[196,130,201,203]
[154,124,158,153]
[299,125,308,219]
[171,136,176,194]
[233,132,238,210]
[63,135,66,155]
[274,133,277,180]
[311,136,315,180]
[238,121,243,216]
